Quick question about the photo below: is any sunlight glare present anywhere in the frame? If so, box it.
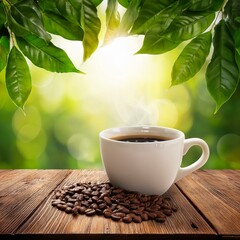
[49,35,189,128]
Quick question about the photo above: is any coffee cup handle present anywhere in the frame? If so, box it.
[174,138,209,183]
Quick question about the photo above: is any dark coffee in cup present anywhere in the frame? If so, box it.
[111,135,171,142]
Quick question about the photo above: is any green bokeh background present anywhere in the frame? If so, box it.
[0,25,239,170]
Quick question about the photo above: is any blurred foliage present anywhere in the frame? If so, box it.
[0,35,239,170]
[0,1,239,170]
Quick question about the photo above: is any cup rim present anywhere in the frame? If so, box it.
[99,125,184,144]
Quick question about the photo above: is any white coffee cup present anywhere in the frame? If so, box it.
[100,126,209,195]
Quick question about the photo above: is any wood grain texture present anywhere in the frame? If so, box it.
[0,170,70,234]
[16,170,215,239]
[0,170,239,239]
[176,170,240,236]
[0,170,37,192]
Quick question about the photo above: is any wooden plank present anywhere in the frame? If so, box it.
[0,169,12,175]
[0,234,217,240]
[0,170,71,234]
[0,170,40,192]
[176,170,240,236]
[16,170,216,239]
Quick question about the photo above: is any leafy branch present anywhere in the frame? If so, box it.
[0,0,239,112]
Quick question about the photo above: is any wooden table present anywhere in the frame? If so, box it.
[0,170,239,239]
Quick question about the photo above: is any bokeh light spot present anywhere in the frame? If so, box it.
[67,134,92,162]
[12,106,41,142]
[217,134,240,167]
[16,130,47,161]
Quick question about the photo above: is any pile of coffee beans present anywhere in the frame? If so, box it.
[51,182,177,223]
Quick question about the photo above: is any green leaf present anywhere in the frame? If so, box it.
[233,29,240,55]
[42,12,84,40]
[224,0,240,54]
[16,36,82,73]
[206,20,239,112]
[5,46,31,109]
[235,17,240,23]
[104,0,120,44]
[163,12,215,41]
[236,50,240,70]
[56,0,81,25]
[210,0,225,11]
[0,3,6,28]
[224,0,240,26]
[0,36,10,72]
[132,0,174,34]
[118,0,131,8]
[172,32,212,85]
[137,31,181,54]
[91,0,104,6]
[131,1,185,35]
[8,0,51,43]
[36,0,60,15]
[118,0,142,35]
[81,0,101,61]
[138,12,215,54]
[189,0,213,11]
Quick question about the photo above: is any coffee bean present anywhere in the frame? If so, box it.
[121,201,130,208]
[161,203,171,210]
[163,209,172,216]
[135,206,144,214]
[57,204,67,211]
[91,191,99,196]
[78,194,84,201]
[155,217,166,223]
[73,206,80,215]
[114,212,126,218]
[78,206,86,214]
[67,190,75,196]
[55,192,61,198]
[65,207,73,214]
[90,203,98,209]
[172,205,178,212]
[111,214,122,221]
[92,196,99,202]
[99,203,107,209]
[132,215,142,223]
[81,200,90,207]
[118,206,130,214]
[130,204,139,210]
[122,215,132,223]
[72,193,79,199]
[112,188,123,194]
[51,181,178,224]
[103,210,112,218]
[66,202,74,208]
[85,209,96,216]
[146,212,157,220]
[104,196,111,205]
[52,200,64,207]
[110,204,117,210]
[130,198,140,204]
[96,209,103,215]
[140,213,148,221]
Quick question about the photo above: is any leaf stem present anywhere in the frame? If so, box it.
[210,0,229,31]
[2,0,16,48]
[8,27,16,47]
